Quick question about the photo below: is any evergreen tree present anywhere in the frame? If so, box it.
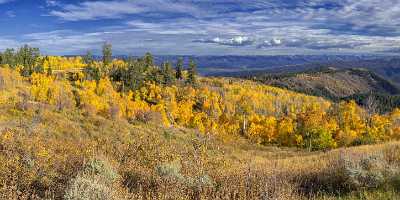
[16,45,40,76]
[84,65,101,81]
[144,52,153,69]
[175,57,183,80]
[102,43,112,66]
[83,50,94,65]
[162,61,175,85]
[2,48,16,67]
[0,52,3,66]
[125,61,146,91]
[186,58,197,85]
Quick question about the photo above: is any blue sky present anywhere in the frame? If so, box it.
[1,0,400,55]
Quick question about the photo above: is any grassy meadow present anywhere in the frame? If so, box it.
[0,101,399,199]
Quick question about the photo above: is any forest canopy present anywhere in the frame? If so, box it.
[1,44,400,151]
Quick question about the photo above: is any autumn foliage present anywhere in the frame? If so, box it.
[1,47,400,199]
[1,53,399,150]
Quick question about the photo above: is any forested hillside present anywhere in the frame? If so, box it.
[209,57,400,88]
[242,67,400,113]
[1,45,400,149]
[0,45,400,199]
[150,55,388,77]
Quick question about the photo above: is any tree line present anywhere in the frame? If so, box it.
[0,43,198,89]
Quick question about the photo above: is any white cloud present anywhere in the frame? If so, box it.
[0,38,20,51]
[49,1,144,21]
[22,30,105,54]
[261,38,282,47]
[49,0,204,21]
[45,0,60,7]
[255,34,400,52]
[126,20,204,35]
[29,0,400,54]
[195,36,254,46]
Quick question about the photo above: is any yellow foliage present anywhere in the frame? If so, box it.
[30,73,55,103]
[247,115,277,144]
[390,109,400,139]
[76,80,108,114]
[2,58,399,149]
[42,56,86,70]
[30,73,74,109]
[117,90,151,120]
[368,114,391,142]
[277,117,297,146]
[0,68,23,105]
[336,101,367,145]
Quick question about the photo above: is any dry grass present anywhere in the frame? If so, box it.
[0,91,399,199]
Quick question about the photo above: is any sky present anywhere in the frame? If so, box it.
[1,0,400,55]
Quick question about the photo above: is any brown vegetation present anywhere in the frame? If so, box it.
[0,48,399,199]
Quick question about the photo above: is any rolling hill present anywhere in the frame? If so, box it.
[190,55,400,87]
[241,67,400,113]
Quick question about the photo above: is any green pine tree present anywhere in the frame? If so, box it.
[186,59,197,85]
[84,50,94,65]
[162,61,175,85]
[102,43,112,66]
[1,48,15,67]
[175,58,183,80]
[16,45,40,76]
[144,52,154,69]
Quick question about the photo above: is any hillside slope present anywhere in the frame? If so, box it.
[242,67,400,112]
[244,68,400,99]
[0,68,400,199]
[208,57,400,87]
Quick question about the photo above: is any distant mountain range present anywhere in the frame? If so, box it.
[154,55,399,85]
[152,55,381,67]
[86,55,400,85]
[88,54,400,91]
[149,54,389,74]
